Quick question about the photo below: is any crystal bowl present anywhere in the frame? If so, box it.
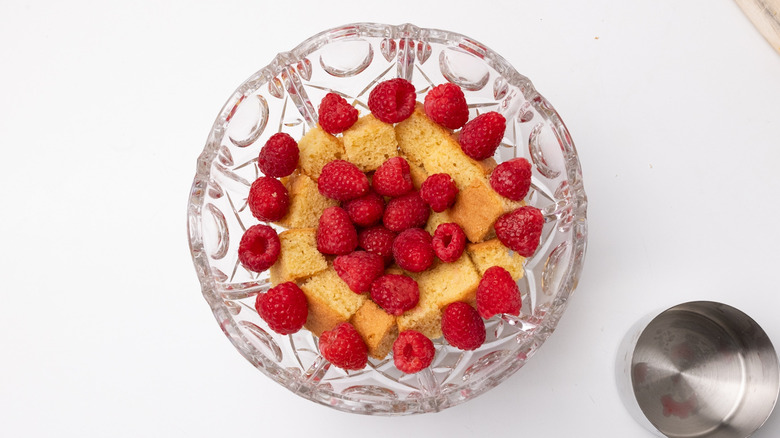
[187,22,588,415]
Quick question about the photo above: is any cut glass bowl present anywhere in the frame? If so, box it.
[187,22,588,415]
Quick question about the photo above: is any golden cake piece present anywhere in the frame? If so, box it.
[380,268,442,339]
[498,197,526,213]
[395,104,493,191]
[350,300,398,359]
[408,159,428,190]
[415,255,481,308]
[297,125,344,180]
[424,210,454,235]
[466,238,525,281]
[341,114,398,172]
[396,284,443,340]
[269,228,328,286]
[274,172,338,229]
[479,156,498,174]
[449,178,505,243]
[300,267,366,337]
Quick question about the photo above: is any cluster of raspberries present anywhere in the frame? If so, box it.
[236,78,542,373]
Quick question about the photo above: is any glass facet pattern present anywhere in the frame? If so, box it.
[187,23,588,415]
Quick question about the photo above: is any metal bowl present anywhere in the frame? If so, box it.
[621,301,779,437]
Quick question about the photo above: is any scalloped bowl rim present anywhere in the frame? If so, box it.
[187,22,588,415]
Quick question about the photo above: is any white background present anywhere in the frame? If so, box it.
[2,0,779,436]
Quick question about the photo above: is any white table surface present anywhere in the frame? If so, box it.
[2,1,779,436]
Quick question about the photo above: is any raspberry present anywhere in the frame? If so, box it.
[255,282,308,335]
[316,206,358,255]
[318,92,358,134]
[319,322,368,371]
[318,160,370,201]
[419,173,458,212]
[392,228,434,272]
[432,223,466,263]
[393,331,435,374]
[372,156,413,197]
[257,132,299,178]
[334,251,385,293]
[476,266,522,319]
[370,274,420,316]
[342,191,384,227]
[494,206,544,257]
[357,226,396,265]
[368,78,416,124]
[458,112,506,160]
[383,191,430,232]
[238,224,281,272]
[423,83,469,129]
[247,177,289,222]
[490,158,532,201]
[441,302,486,351]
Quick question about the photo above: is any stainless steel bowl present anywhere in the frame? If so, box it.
[620,301,779,438]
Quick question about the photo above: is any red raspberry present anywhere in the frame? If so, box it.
[476,266,522,319]
[419,173,458,212]
[255,282,308,335]
[432,223,466,263]
[441,302,486,351]
[238,224,281,272]
[494,206,544,257]
[334,251,385,293]
[368,78,416,124]
[392,228,434,272]
[257,132,299,178]
[393,330,435,374]
[316,206,358,255]
[423,83,469,129]
[247,177,289,222]
[383,191,430,232]
[319,322,368,371]
[342,191,384,227]
[357,226,396,265]
[318,160,370,202]
[490,158,532,201]
[458,112,506,160]
[372,156,413,197]
[370,274,420,316]
[318,92,358,134]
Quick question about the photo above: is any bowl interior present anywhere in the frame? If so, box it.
[187,22,587,415]
[631,301,779,437]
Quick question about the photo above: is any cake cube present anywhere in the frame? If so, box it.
[269,228,328,285]
[408,159,428,190]
[350,300,398,359]
[396,278,442,340]
[396,301,442,340]
[341,114,398,172]
[274,172,338,229]
[478,157,498,174]
[395,104,493,191]
[300,267,366,337]
[466,238,525,281]
[498,197,526,213]
[424,210,454,235]
[448,178,505,243]
[379,268,441,339]
[414,255,481,309]
[297,125,344,180]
